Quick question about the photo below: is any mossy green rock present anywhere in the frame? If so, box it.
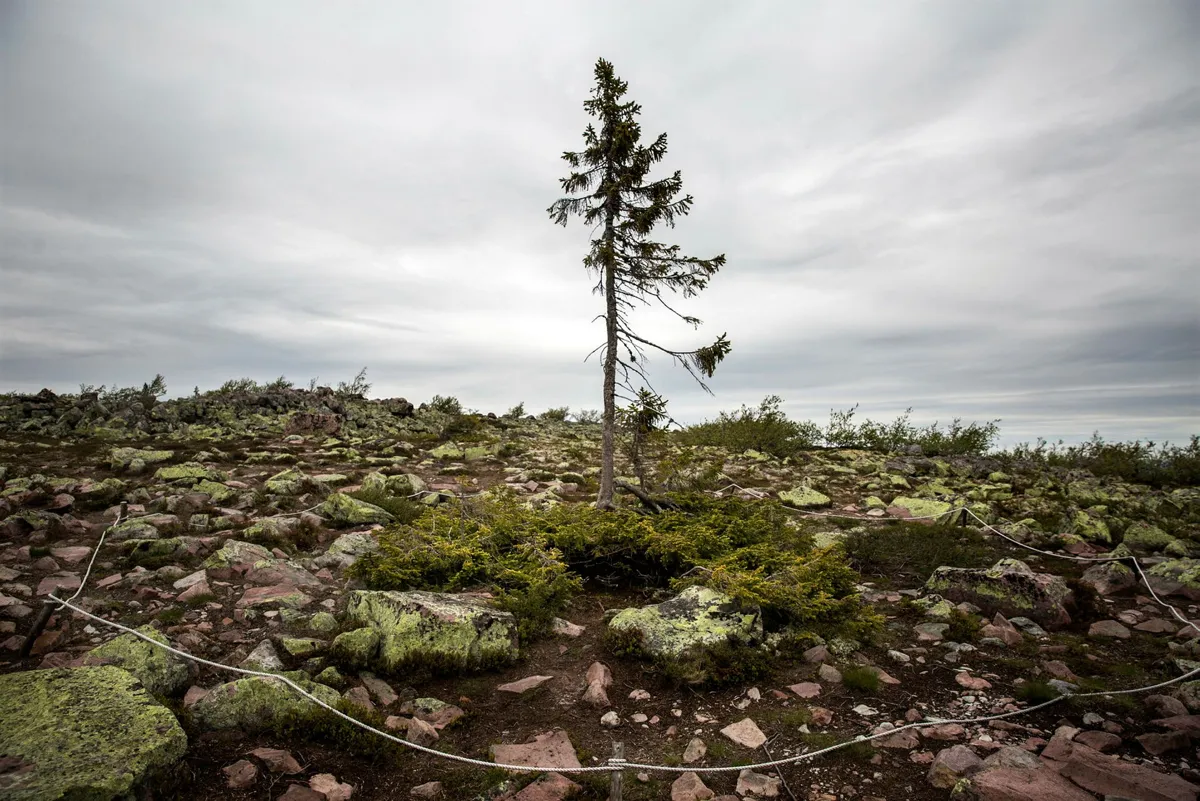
[107,518,161,541]
[0,666,187,800]
[925,558,1073,629]
[608,585,764,662]
[241,518,294,544]
[1071,510,1111,544]
[121,537,207,566]
[1122,521,1174,552]
[315,666,347,690]
[778,486,832,509]
[202,539,274,569]
[265,468,306,495]
[110,447,173,472]
[320,493,394,527]
[190,674,341,731]
[153,463,225,483]
[76,477,127,501]
[890,496,953,520]
[280,637,327,658]
[309,611,339,634]
[83,625,190,696]
[334,590,518,674]
[194,479,237,504]
[1146,559,1200,600]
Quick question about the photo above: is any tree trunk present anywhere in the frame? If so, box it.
[597,222,619,510]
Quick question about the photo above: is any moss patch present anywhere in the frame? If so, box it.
[0,666,187,801]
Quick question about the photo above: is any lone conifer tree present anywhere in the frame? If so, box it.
[549,58,730,510]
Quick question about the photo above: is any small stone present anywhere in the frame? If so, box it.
[550,618,585,637]
[406,717,439,747]
[629,689,651,701]
[803,645,829,663]
[1088,620,1131,639]
[1074,730,1121,752]
[955,672,991,690]
[510,772,581,801]
[277,786,325,801]
[720,718,767,748]
[498,675,555,694]
[926,745,982,789]
[309,773,353,801]
[600,711,621,728]
[223,759,258,788]
[670,772,714,801]
[250,747,301,774]
[735,769,781,797]
[683,737,707,763]
[789,681,821,699]
[818,664,842,683]
[409,782,442,799]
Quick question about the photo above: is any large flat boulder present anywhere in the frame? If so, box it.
[607,586,763,683]
[332,590,518,674]
[190,674,341,731]
[319,493,395,527]
[80,625,192,696]
[925,559,1073,629]
[0,666,187,800]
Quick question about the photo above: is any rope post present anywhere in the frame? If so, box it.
[609,741,624,801]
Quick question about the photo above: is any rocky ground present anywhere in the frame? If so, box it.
[1,386,1199,801]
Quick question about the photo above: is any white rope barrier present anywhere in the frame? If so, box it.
[31,482,1200,777]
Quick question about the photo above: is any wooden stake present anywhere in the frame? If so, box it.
[609,741,624,801]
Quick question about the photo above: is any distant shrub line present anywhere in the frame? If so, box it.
[676,395,1001,458]
[27,373,1200,487]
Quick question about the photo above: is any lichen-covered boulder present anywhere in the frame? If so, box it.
[202,539,274,569]
[153,463,226,484]
[607,585,763,681]
[265,468,307,495]
[75,477,127,503]
[82,625,192,696]
[779,486,832,509]
[106,517,162,542]
[1079,559,1136,596]
[110,447,173,474]
[313,531,379,569]
[0,666,187,800]
[190,674,341,731]
[332,590,518,674]
[121,536,211,566]
[1145,559,1200,601]
[889,496,954,520]
[194,479,237,504]
[925,558,1074,629]
[1122,521,1175,553]
[241,517,297,544]
[319,492,394,527]
[1071,510,1111,544]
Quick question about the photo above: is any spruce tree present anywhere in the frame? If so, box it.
[549,58,730,510]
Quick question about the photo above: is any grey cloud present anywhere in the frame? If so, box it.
[1,0,1197,446]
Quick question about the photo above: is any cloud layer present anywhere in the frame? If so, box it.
[2,1,1197,445]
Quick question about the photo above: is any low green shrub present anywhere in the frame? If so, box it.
[353,492,877,645]
[841,665,881,693]
[1000,433,1200,488]
[677,395,818,458]
[841,521,1006,582]
[945,609,982,643]
[1015,680,1062,704]
[345,486,425,526]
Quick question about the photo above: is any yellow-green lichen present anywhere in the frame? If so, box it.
[0,666,187,801]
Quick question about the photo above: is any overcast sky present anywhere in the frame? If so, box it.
[1,1,1197,446]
